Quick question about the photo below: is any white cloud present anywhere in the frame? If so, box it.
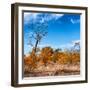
[24,13,39,24]
[72,40,80,45]
[52,14,64,20]
[38,40,80,50]
[59,43,73,49]
[59,40,80,49]
[43,14,64,21]
[24,12,64,24]
[38,44,51,48]
[70,18,80,24]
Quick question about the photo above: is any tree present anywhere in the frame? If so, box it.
[40,47,53,66]
[28,16,48,53]
[71,41,80,53]
[74,42,80,52]
[54,48,62,53]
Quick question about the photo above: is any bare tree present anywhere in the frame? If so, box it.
[28,16,48,53]
[71,42,80,53]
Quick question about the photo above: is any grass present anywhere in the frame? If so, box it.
[24,47,80,77]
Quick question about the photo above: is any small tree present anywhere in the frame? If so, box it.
[54,48,62,53]
[40,47,53,66]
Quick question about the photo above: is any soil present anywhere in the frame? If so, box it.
[24,63,80,77]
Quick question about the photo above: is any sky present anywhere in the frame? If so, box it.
[23,12,80,55]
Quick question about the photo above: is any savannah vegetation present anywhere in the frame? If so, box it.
[24,46,80,77]
[24,13,80,77]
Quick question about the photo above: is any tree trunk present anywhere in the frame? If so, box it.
[34,40,39,53]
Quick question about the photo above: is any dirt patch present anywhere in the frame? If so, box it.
[24,63,80,77]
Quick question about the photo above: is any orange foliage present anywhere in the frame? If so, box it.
[24,47,80,72]
[39,47,53,65]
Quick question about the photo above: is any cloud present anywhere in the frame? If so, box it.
[72,40,80,45]
[24,13,39,24]
[70,40,80,47]
[59,43,73,49]
[53,14,64,20]
[59,40,80,49]
[24,13,38,19]
[70,18,80,24]
[24,39,80,54]
[24,12,64,24]
[44,14,64,21]
[38,40,80,50]
[38,44,52,48]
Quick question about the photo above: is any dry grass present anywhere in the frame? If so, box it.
[24,47,80,77]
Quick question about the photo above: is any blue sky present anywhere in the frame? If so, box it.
[23,12,80,55]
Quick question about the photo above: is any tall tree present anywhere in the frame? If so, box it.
[28,15,48,53]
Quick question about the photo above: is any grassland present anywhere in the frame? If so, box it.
[24,47,80,77]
